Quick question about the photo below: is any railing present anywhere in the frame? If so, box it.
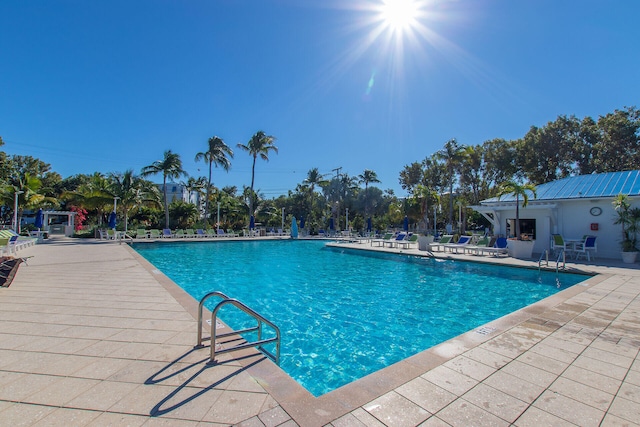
[539,249,565,272]
[195,291,281,365]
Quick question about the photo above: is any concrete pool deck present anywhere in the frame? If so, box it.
[0,237,639,426]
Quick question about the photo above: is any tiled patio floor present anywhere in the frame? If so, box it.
[1,237,639,426]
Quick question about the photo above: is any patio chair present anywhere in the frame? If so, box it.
[465,236,490,255]
[443,235,472,253]
[551,234,570,256]
[136,229,148,239]
[195,229,206,238]
[162,228,174,238]
[428,235,453,252]
[396,233,419,249]
[371,232,394,247]
[149,229,161,239]
[478,237,509,257]
[574,236,597,261]
[0,256,30,287]
[185,229,196,238]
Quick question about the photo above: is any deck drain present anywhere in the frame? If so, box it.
[475,326,497,335]
[205,319,226,329]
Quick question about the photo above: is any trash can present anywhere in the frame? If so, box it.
[418,235,434,251]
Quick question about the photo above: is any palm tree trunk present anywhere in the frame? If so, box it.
[163,176,169,229]
[205,160,212,224]
[249,156,257,221]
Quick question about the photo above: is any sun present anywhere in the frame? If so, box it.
[379,0,420,32]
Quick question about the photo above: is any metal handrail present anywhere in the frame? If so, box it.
[195,291,281,365]
[556,250,566,272]
[538,250,549,271]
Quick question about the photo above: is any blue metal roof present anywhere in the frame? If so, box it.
[483,171,640,203]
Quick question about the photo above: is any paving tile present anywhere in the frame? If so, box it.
[395,376,456,414]
[0,403,57,427]
[618,382,640,404]
[31,407,101,426]
[70,356,132,380]
[436,399,509,427]
[350,407,386,427]
[528,342,581,364]
[362,391,429,427]
[532,390,604,427]
[443,355,496,382]
[0,373,60,401]
[23,376,100,406]
[462,383,528,423]
[421,365,478,396]
[515,350,569,375]
[600,413,640,426]
[257,405,291,427]
[513,406,579,426]
[572,354,629,380]
[499,360,558,388]
[109,384,221,420]
[463,346,512,369]
[562,365,622,394]
[549,377,614,411]
[416,416,451,427]
[608,395,640,425]
[482,370,545,404]
[89,411,148,426]
[330,412,367,427]
[65,380,140,411]
[201,390,268,424]
[582,346,635,369]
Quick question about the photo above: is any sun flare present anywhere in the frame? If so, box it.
[380,0,419,32]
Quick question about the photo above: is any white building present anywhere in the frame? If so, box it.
[156,183,190,204]
[471,171,640,259]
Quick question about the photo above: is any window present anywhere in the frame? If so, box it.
[506,219,536,240]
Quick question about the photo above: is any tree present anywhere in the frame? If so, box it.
[108,170,160,232]
[497,181,537,240]
[435,139,465,225]
[358,169,380,218]
[236,131,277,224]
[195,136,233,224]
[141,150,188,229]
[302,168,328,215]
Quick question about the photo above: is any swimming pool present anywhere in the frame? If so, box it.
[133,240,588,396]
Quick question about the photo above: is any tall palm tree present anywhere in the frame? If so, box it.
[108,170,160,233]
[141,150,188,229]
[303,168,328,214]
[195,136,233,224]
[181,176,208,216]
[236,131,277,224]
[358,169,380,217]
[436,139,465,225]
[497,180,537,240]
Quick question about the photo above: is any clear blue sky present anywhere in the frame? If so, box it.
[1,0,638,197]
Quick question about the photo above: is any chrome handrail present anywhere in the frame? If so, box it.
[195,291,281,365]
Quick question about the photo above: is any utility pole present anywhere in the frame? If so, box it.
[332,167,342,230]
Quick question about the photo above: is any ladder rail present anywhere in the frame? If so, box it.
[195,291,281,365]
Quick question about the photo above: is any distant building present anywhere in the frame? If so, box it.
[156,183,189,203]
[471,171,640,259]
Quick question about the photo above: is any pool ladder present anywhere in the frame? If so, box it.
[538,250,566,272]
[195,291,281,365]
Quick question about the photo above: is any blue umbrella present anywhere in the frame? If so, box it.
[34,208,43,230]
[291,216,298,239]
[300,217,305,229]
[249,215,255,230]
[367,217,372,232]
[329,217,335,230]
[108,211,117,229]
[403,215,409,231]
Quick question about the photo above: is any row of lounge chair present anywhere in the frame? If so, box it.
[0,230,37,256]
[134,228,240,239]
[370,232,419,249]
[429,235,509,257]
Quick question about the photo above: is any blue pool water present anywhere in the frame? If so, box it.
[133,240,588,396]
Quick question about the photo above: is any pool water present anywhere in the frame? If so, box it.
[133,240,587,396]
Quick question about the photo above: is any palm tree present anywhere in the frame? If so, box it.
[497,180,537,240]
[181,176,208,215]
[358,169,380,218]
[141,150,188,229]
[108,170,160,233]
[236,131,277,224]
[303,168,328,214]
[436,139,465,225]
[195,136,233,224]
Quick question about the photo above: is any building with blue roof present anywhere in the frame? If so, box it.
[471,171,640,259]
